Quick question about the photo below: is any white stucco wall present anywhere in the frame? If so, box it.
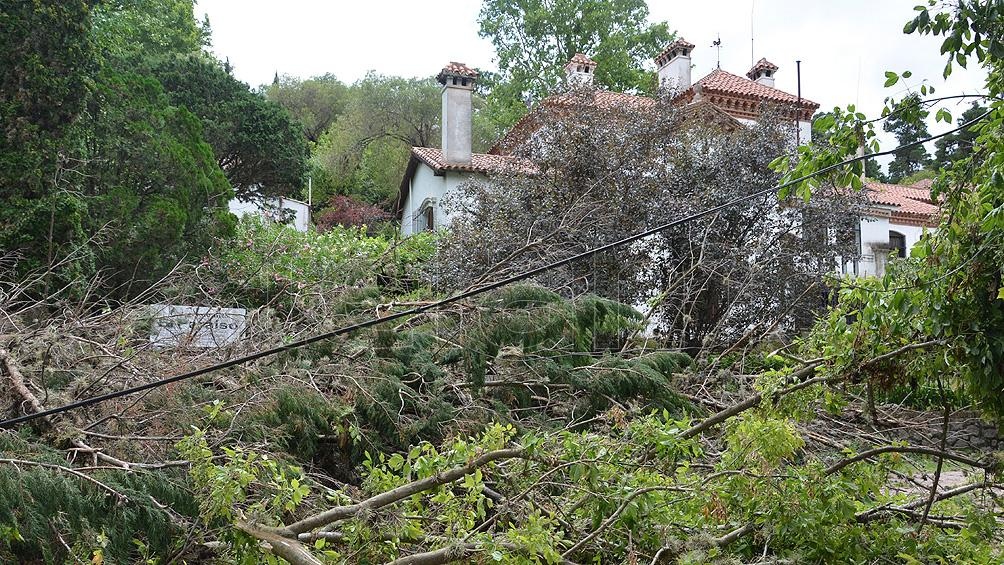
[401,164,484,236]
[849,211,931,277]
[228,196,310,232]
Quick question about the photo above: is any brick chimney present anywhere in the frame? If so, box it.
[437,62,478,164]
[564,53,597,87]
[655,38,695,92]
[747,58,778,87]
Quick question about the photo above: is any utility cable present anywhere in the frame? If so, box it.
[0,111,989,429]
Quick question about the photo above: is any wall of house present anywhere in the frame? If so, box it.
[401,164,482,236]
[851,213,930,277]
[735,118,812,145]
[228,196,311,232]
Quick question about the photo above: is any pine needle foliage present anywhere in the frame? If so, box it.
[0,432,195,563]
[464,285,642,385]
[250,387,353,462]
[357,330,460,450]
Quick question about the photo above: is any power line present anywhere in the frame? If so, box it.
[0,113,989,429]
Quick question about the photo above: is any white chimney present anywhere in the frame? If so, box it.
[437,62,478,164]
[564,53,597,87]
[655,38,695,93]
[747,58,778,88]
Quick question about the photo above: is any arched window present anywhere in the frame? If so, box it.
[888,231,907,258]
[416,199,436,232]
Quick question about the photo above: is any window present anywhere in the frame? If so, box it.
[415,200,436,232]
[423,206,434,231]
[888,231,906,258]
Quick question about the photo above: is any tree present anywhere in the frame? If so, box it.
[815,111,887,181]
[0,1,98,281]
[477,0,671,129]
[266,73,350,143]
[151,54,309,200]
[779,2,1004,417]
[77,65,233,291]
[91,0,209,61]
[883,92,933,182]
[312,73,446,206]
[933,100,986,169]
[436,92,863,352]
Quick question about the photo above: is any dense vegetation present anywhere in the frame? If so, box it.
[2,1,1004,564]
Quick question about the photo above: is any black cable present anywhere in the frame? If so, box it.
[0,112,988,429]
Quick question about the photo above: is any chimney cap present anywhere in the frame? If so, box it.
[655,38,696,67]
[566,52,598,67]
[746,57,779,79]
[437,62,479,84]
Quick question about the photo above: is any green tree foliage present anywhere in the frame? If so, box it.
[151,55,309,200]
[77,65,233,290]
[0,0,95,190]
[779,2,1004,417]
[266,73,350,143]
[0,0,97,279]
[91,0,209,61]
[883,92,934,182]
[933,100,986,169]
[477,0,672,129]
[312,73,444,205]
[814,111,889,182]
[0,433,196,563]
[1,0,309,292]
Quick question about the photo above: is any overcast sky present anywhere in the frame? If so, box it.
[195,0,988,160]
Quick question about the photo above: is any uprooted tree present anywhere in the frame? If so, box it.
[436,92,864,353]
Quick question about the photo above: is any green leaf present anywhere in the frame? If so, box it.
[884,71,899,87]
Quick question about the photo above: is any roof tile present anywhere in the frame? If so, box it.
[691,69,818,107]
[567,53,597,66]
[865,181,941,223]
[411,147,536,175]
[437,62,478,84]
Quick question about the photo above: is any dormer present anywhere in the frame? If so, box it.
[655,38,695,93]
[565,53,597,87]
[747,58,778,87]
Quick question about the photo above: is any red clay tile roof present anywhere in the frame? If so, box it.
[747,58,779,79]
[695,69,815,106]
[865,181,940,225]
[437,62,478,83]
[487,89,748,155]
[567,53,597,66]
[410,147,536,175]
[547,90,655,109]
[655,39,695,66]
[396,147,536,215]
[670,69,819,120]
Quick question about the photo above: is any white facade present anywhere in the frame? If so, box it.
[400,165,482,236]
[841,213,931,277]
[228,196,311,232]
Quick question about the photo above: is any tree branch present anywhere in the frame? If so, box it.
[280,448,526,535]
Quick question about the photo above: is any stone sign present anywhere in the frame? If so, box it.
[149,304,246,348]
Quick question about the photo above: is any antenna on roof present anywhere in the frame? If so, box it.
[712,35,722,69]
[750,0,755,68]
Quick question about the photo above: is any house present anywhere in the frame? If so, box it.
[846,178,939,276]
[228,195,311,232]
[397,39,819,236]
